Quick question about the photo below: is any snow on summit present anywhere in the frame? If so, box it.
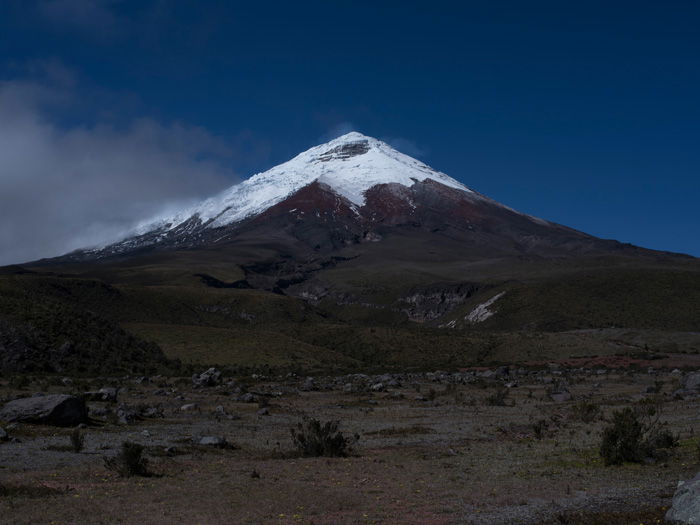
[138,132,472,232]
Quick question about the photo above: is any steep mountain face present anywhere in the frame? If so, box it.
[61,132,635,262]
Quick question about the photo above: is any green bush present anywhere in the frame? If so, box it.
[486,389,510,406]
[104,442,151,477]
[290,418,357,457]
[599,407,678,466]
[70,428,84,453]
[570,401,600,423]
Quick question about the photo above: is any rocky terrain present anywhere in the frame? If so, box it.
[2,362,700,524]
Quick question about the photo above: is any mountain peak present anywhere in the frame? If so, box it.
[133,132,472,234]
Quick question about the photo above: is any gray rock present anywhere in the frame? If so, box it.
[683,372,700,391]
[666,471,700,524]
[84,387,118,403]
[0,427,7,441]
[141,406,163,418]
[180,403,198,412]
[238,393,256,403]
[0,394,88,426]
[300,377,317,391]
[256,407,269,416]
[89,406,109,417]
[495,366,510,378]
[192,367,222,388]
[369,382,385,392]
[116,404,140,425]
[198,436,228,448]
[549,389,573,403]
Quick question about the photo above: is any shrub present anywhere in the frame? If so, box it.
[70,428,84,453]
[532,419,548,440]
[599,406,678,466]
[290,418,357,457]
[570,401,600,423]
[486,389,510,406]
[104,441,151,477]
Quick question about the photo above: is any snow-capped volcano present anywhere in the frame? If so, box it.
[139,132,471,232]
[61,130,618,262]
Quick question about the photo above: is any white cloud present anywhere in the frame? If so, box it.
[0,75,239,265]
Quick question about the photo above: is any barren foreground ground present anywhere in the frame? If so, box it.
[2,362,699,524]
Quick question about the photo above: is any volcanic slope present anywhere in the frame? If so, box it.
[13,132,700,371]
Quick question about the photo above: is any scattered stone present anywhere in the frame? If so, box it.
[0,427,7,441]
[495,365,510,378]
[192,368,222,388]
[180,403,199,412]
[198,436,228,448]
[116,404,141,425]
[666,471,700,524]
[238,393,256,403]
[369,382,385,392]
[300,377,317,391]
[0,394,88,427]
[84,387,118,403]
[141,406,163,418]
[89,406,109,417]
[549,389,573,403]
[683,372,700,391]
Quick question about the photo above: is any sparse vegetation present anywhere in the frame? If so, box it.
[104,441,151,477]
[599,406,678,465]
[570,400,600,423]
[0,483,64,498]
[290,418,357,457]
[70,428,84,453]
[486,388,510,406]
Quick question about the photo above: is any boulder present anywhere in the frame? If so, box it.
[180,403,199,412]
[0,427,7,441]
[666,471,700,524]
[141,406,163,419]
[549,389,573,403]
[192,368,222,388]
[198,436,228,448]
[84,387,119,403]
[238,393,256,403]
[0,394,88,426]
[116,404,141,425]
[683,372,700,392]
[300,377,317,392]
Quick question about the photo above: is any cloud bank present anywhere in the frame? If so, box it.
[0,74,239,265]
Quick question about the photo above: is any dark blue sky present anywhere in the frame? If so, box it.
[1,0,699,258]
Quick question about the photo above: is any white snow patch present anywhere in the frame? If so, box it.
[466,292,506,323]
[136,132,473,232]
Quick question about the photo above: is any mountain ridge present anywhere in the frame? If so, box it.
[50,131,671,263]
